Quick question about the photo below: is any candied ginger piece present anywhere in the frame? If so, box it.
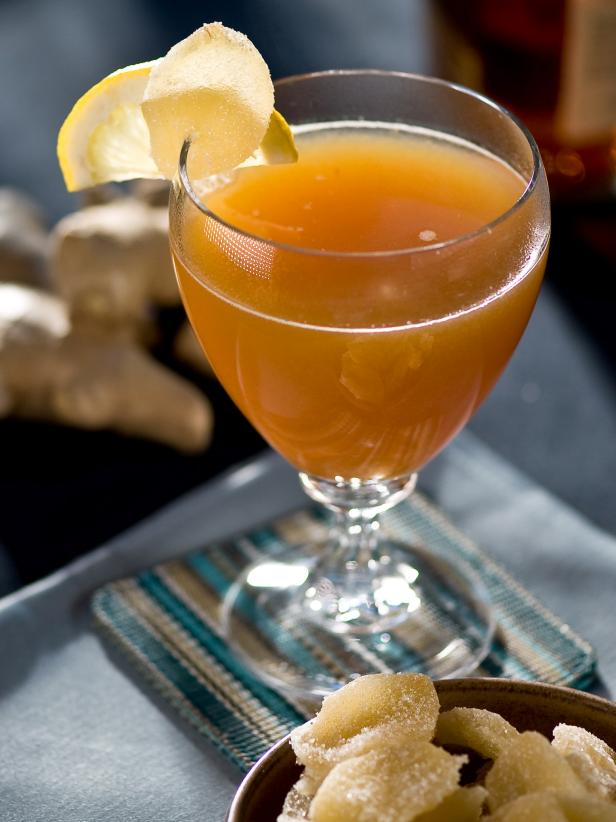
[435,707,519,760]
[557,792,616,821]
[552,723,616,801]
[277,785,312,822]
[415,785,487,821]
[303,673,438,746]
[485,731,588,811]
[294,771,321,798]
[484,791,567,821]
[487,790,616,821]
[308,742,465,822]
[291,673,439,786]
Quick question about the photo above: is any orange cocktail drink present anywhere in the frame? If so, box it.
[170,71,550,694]
[174,124,545,481]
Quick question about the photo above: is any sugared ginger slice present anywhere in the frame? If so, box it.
[277,786,312,822]
[308,741,466,822]
[291,673,439,786]
[486,791,616,822]
[557,792,616,821]
[435,707,519,760]
[484,791,568,821]
[485,731,588,812]
[415,785,487,821]
[552,723,616,801]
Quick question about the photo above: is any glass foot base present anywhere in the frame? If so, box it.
[220,539,496,700]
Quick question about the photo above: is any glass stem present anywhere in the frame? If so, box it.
[299,472,417,571]
[332,507,380,568]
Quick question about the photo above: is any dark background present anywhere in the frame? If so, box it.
[1,0,615,595]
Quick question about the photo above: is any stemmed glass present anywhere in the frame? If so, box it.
[169,71,550,699]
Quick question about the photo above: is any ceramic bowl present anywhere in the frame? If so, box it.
[227,677,616,821]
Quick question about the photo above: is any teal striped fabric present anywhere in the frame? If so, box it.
[91,493,596,773]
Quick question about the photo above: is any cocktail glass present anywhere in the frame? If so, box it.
[169,71,550,698]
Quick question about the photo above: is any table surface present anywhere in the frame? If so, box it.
[1,432,615,822]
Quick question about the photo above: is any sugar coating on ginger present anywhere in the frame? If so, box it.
[290,673,439,787]
[552,723,616,801]
[485,731,588,812]
[484,791,568,821]
[411,785,487,822]
[485,790,616,821]
[308,742,466,822]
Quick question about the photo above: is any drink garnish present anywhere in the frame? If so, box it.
[57,22,297,191]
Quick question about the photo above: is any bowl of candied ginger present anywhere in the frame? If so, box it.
[227,674,616,821]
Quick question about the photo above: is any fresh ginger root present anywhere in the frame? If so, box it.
[0,284,212,452]
[2,189,216,452]
[0,188,49,289]
[50,198,180,340]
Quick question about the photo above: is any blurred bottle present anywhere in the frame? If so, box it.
[431,0,616,201]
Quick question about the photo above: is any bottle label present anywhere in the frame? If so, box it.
[556,0,616,143]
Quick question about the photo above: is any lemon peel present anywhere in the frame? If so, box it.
[240,110,299,168]
[57,62,160,191]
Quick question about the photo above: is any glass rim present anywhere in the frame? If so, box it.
[177,68,543,260]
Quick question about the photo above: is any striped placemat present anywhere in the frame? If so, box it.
[91,493,596,773]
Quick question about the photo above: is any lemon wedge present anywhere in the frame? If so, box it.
[57,62,161,191]
[57,22,297,192]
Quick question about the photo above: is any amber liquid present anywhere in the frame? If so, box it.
[173,124,546,480]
